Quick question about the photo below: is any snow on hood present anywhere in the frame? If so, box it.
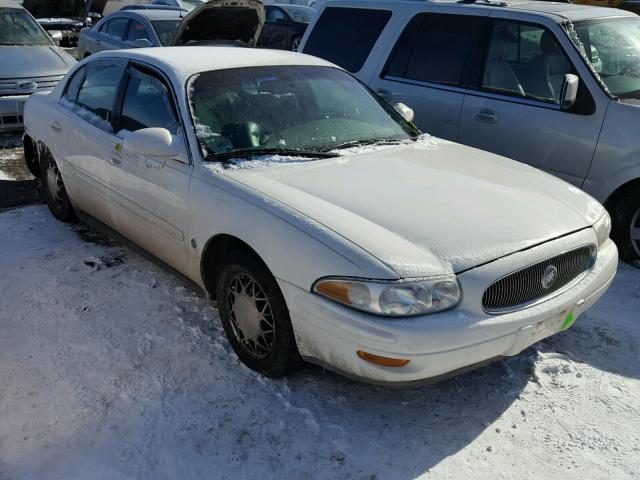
[207,139,604,277]
[172,0,265,47]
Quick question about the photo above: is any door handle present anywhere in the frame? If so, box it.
[109,157,122,166]
[475,109,498,124]
[50,121,62,132]
[376,89,392,102]
[144,158,165,170]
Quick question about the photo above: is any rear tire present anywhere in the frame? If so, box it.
[611,187,640,262]
[216,253,300,377]
[39,147,76,223]
[291,36,302,52]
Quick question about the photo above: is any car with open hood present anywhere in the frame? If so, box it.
[77,0,264,57]
[0,0,76,132]
[22,47,617,385]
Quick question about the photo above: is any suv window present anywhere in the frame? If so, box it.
[303,7,391,73]
[119,67,179,134]
[105,16,129,39]
[75,61,126,131]
[126,19,150,43]
[481,21,572,104]
[385,13,485,87]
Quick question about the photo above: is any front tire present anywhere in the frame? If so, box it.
[216,253,300,377]
[39,148,76,223]
[611,187,640,262]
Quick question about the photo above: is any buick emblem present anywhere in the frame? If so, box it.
[541,265,558,290]
[16,80,38,92]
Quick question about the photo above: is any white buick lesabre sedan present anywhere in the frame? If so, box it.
[23,47,618,385]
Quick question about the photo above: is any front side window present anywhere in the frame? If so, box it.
[303,8,391,73]
[74,61,126,131]
[120,67,179,134]
[266,6,287,24]
[572,17,640,99]
[152,20,181,45]
[481,21,572,104]
[385,13,485,87]
[105,16,129,39]
[0,7,51,46]
[62,66,87,103]
[126,19,151,43]
[189,65,417,159]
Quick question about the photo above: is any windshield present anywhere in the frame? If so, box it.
[282,5,315,24]
[188,65,417,159]
[151,20,181,45]
[573,17,640,98]
[0,8,52,46]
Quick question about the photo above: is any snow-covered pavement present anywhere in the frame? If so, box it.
[1,206,639,480]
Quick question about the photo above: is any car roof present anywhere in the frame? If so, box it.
[0,0,24,9]
[323,0,636,23]
[89,46,337,82]
[106,8,184,21]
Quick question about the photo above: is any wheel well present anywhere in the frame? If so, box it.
[22,134,40,178]
[605,178,640,212]
[200,234,269,299]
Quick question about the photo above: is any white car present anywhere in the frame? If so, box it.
[23,47,617,385]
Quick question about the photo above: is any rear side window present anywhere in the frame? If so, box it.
[74,61,126,131]
[303,7,391,73]
[385,13,486,87]
[119,67,179,134]
[126,19,151,42]
[105,17,129,39]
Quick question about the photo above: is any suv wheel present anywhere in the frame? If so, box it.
[612,187,640,263]
[216,253,300,377]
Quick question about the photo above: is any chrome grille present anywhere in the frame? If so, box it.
[482,245,595,313]
[0,76,63,96]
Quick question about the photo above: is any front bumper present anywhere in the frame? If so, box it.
[280,229,618,386]
[0,95,28,132]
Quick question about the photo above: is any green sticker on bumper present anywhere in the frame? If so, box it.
[561,311,576,331]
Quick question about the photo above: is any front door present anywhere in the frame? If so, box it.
[458,20,606,186]
[106,63,192,271]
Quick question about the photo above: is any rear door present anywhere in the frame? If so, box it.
[259,6,288,48]
[51,59,128,225]
[458,18,606,186]
[106,62,192,269]
[368,12,489,141]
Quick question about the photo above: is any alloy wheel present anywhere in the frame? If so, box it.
[225,272,275,359]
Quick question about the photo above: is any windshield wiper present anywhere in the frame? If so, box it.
[205,148,340,162]
[324,137,411,152]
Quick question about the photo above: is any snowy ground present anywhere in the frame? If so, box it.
[0,205,639,480]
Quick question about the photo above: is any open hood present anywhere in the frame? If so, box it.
[172,0,264,47]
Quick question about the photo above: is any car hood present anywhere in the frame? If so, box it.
[220,139,604,277]
[172,0,265,47]
[0,46,76,79]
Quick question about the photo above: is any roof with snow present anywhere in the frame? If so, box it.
[89,46,337,82]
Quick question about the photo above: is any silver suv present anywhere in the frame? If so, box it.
[300,0,640,262]
[0,0,76,132]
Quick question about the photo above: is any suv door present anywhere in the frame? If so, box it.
[458,19,606,186]
[368,12,488,141]
[107,63,192,269]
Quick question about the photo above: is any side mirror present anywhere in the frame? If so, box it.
[121,128,181,157]
[132,38,153,48]
[49,30,63,45]
[394,102,415,123]
[560,73,579,110]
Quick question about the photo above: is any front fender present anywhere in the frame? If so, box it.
[186,166,398,291]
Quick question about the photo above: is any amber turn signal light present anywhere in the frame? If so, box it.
[357,350,410,367]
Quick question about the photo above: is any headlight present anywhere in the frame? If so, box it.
[593,211,611,246]
[313,276,461,317]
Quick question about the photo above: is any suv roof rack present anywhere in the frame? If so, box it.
[458,0,508,6]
